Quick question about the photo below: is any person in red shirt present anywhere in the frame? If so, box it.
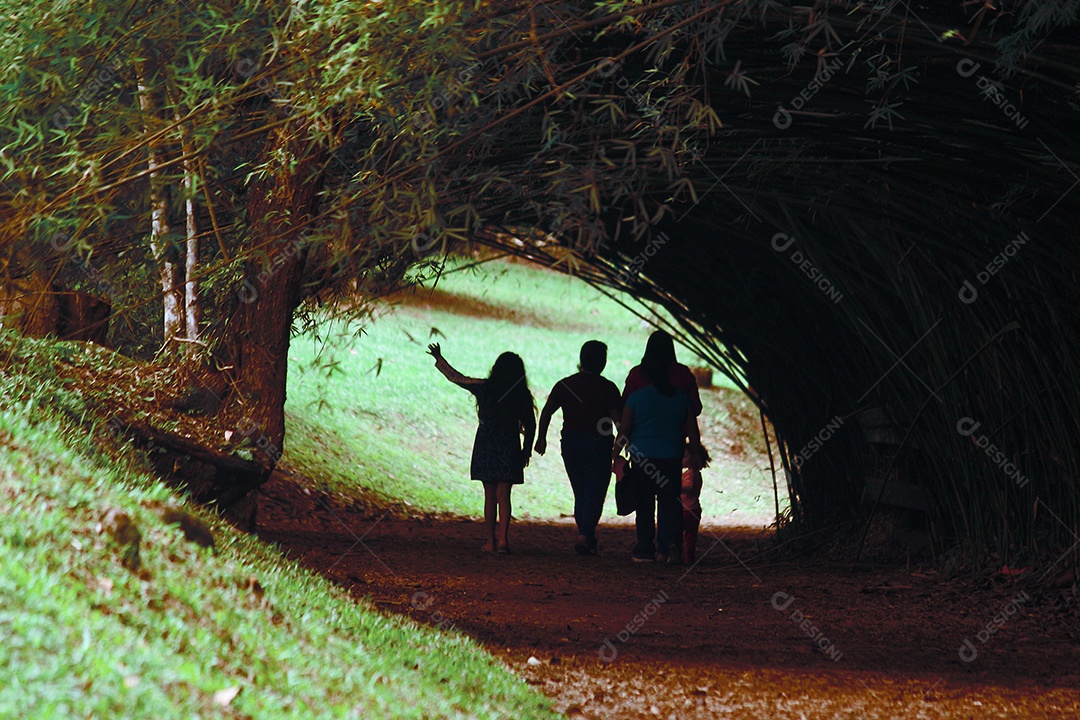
[535,340,622,555]
[621,331,703,419]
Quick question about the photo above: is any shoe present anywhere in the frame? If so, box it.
[497,545,511,555]
[655,552,668,563]
[574,542,594,556]
[666,544,682,565]
[632,552,655,563]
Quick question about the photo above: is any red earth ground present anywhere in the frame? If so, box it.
[256,475,1080,720]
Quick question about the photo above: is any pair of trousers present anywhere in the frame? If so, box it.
[560,432,613,543]
[633,456,683,555]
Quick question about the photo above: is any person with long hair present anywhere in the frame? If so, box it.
[621,330,703,417]
[535,340,622,555]
[429,343,536,554]
[615,330,702,563]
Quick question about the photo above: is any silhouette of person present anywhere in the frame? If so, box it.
[616,330,702,563]
[429,343,535,554]
[621,330,703,418]
[535,340,621,555]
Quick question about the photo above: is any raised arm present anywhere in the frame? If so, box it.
[428,343,482,386]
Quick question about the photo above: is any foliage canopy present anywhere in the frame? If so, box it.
[3,0,1080,562]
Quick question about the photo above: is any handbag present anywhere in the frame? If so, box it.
[613,456,637,516]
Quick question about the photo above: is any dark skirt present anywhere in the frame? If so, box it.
[470,422,524,484]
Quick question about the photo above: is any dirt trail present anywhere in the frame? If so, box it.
[257,477,1080,719]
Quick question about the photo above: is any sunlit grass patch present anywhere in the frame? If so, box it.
[284,258,780,525]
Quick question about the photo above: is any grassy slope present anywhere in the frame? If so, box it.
[284,258,781,525]
[0,332,557,719]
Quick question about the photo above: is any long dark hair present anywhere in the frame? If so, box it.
[480,352,535,428]
[641,330,676,396]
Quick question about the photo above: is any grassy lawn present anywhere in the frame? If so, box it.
[284,257,781,526]
[0,331,557,719]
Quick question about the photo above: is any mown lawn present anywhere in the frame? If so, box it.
[0,331,558,719]
[284,257,781,526]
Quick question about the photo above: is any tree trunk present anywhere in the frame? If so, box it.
[176,107,201,358]
[184,203,199,350]
[224,126,327,478]
[155,224,184,348]
[132,126,325,529]
[136,61,184,350]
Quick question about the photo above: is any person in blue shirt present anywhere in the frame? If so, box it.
[614,331,701,563]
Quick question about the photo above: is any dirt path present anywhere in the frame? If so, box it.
[257,476,1080,719]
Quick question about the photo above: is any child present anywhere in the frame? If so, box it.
[681,442,710,565]
[429,343,535,554]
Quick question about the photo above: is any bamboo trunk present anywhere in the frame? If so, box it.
[135,60,184,349]
[175,106,200,358]
[223,126,327,477]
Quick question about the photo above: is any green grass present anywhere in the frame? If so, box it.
[0,331,558,719]
[284,258,781,525]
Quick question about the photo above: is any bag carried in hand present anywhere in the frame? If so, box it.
[613,456,637,516]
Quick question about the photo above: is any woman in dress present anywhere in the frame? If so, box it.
[429,343,535,554]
